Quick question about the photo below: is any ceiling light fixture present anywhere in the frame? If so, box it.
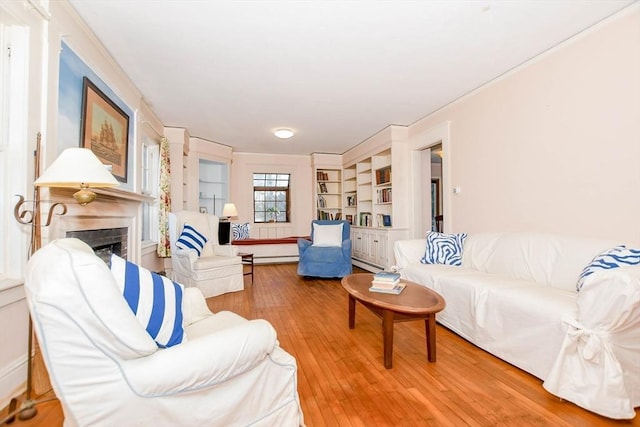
[274,129,294,139]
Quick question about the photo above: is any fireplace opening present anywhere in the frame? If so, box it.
[66,227,128,265]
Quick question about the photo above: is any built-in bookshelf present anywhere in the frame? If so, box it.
[315,168,342,220]
[198,159,228,216]
[344,144,404,271]
[342,164,357,225]
[372,149,392,228]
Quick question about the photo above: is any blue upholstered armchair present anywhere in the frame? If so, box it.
[297,220,352,278]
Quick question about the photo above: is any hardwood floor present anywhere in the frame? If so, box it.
[3,263,638,426]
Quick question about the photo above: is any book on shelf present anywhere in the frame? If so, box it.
[316,171,329,181]
[373,271,401,282]
[369,282,406,295]
[371,278,400,288]
[359,212,372,227]
[375,166,392,185]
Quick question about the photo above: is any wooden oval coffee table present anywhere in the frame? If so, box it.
[341,273,446,369]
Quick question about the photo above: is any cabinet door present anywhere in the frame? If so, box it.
[352,228,366,260]
[372,230,388,268]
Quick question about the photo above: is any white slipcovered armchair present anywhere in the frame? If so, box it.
[24,238,304,426]
[169,211,243,298]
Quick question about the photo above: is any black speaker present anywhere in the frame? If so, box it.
[218,221,231,245]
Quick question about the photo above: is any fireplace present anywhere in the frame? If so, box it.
[47,187,151,265]
[66,227,128,265]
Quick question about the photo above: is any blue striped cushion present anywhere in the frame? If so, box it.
[175,223,208,256]
[232,222,250,240]
[110,255,186,348]
[576,245,640,291]
[421,231,467,266]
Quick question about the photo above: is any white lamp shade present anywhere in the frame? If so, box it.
[34,148,120,188]
[222,203,238,217]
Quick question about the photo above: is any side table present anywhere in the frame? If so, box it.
[238,252,254,284]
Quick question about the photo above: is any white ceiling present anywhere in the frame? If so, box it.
[67,0,635,156]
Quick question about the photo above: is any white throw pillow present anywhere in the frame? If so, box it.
[312,223,344,247]
[110,254,187,348]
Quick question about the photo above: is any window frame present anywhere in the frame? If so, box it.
[140,134,160,244]
[0,20,30,287]
[252,173,290,223]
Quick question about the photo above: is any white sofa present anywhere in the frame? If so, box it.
[394,232,640,420]
[25,238,304,426]
[169,211,244,298]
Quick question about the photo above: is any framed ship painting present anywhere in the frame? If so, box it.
[80,77,129,182]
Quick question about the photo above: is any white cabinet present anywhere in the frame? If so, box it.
[351,227,367,260]
[350,227,398,271]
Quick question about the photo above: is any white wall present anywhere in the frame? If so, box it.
[231,153,313,238]
[408,6,640,243]
[0,0,164,405]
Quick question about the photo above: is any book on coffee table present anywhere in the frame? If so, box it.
[371,278,400,288]
[369,282,406,295]
[373,271,401,282]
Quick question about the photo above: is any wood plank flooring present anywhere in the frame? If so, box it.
[3,263,638,426]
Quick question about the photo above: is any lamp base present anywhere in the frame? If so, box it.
[218,221,231,245]
[73,188,96,206]
[18,400,37,420]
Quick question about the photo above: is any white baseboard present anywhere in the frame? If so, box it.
[0,355,27,410]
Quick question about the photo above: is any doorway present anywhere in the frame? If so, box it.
[419,143,443,234]
[409,122,451,238]
[430,143,443,231]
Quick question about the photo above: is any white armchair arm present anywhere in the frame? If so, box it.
[123,319,278,395]
[182,287,213,325]
[172,248,198,274]
[214,244,239,257]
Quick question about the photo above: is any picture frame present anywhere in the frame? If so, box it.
[81,76,129,182]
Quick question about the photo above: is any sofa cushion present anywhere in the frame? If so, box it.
[576,245,640,291]
[462,232,620,291]
[110,255,187,348]
[312,223,343,247]
[232,222,250,240]
[176,223,208,257]
[421,231,467,266]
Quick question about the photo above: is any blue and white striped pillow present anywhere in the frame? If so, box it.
[232,222,250,240]
[421,231,467,266]
[175,223,208,256]
[110,255,187,348]
[576,245,640,291]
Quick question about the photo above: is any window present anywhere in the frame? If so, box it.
[253,173,290,223]
[1,21,29,284]
[141,135,160,243]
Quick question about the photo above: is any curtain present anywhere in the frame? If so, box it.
[157,137,172,257]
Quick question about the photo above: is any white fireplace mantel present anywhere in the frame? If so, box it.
[44,187,153,264]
